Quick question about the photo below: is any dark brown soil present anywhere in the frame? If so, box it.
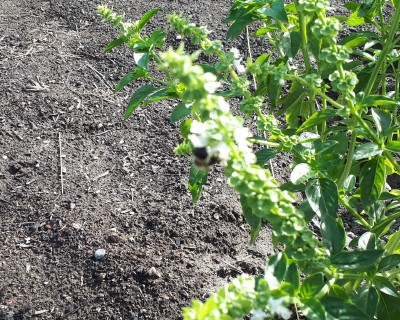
[0,1,276,319]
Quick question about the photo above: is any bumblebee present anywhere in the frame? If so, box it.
[193,147,220,169]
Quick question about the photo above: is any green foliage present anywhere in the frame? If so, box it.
[98,0,400,318]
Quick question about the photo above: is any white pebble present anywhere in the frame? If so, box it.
[94,249,106,260]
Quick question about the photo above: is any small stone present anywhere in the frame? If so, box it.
[148,266,161,278]
[70,202,76,210]
[94,249,106,261]
[213,213,220,220]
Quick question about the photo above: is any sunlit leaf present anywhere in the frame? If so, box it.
[138,8,161,30]
[305,178,338,218]
[360,157,386,212]
[353,142,382,160]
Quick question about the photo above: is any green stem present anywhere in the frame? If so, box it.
[364,4,400,96]
[340,197,371,230]
[297,8,312,74]
[151,50,172,82]
[383,150,400,173]
[248,139,280,148]
[338,133,357,189]
[148,76,168,85]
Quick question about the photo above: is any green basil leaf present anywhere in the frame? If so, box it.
[137,8,161,30]
[297,109,337,133]
[339,31,378,48]
[255,148,276,166]
[378,254,400,272]
[353,142,382,160]
[267,252,288,282]
[258,0,288,23]
[282,31,300,58]
[305,178,338,218]
[180,119,193,139]
[115,67,148,92]
[386,140,400,153]
[188,165,208,204]
[360,157,386,212]
[352,286,378,318]
[322,296,370,319]
[301,299,327,320]
[374,276,400,297]
[291,163,315,184]
[142,87,178,106]
[285,263,300,295]
[321,215,346,255]
[377,292,400,320]
[226,13,259,40]
[371,108,392,136]
[170,103,192,123]
[134,52,150,70]
[240,195,262,244]
[360,95,399,107]
[331,249,384,270]
[149,29,166,49]
[105,36,128,52]
[125,85,157,120]
[300,273,326,300]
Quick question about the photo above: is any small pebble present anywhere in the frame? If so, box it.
[213,213,220,220]
[94,249,106,261]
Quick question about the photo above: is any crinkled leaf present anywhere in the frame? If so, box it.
[305,178,338,218]
[240,195,262,244]
[188,165,208,204]
[170,103,192,123]
[137,8,161,30]
[297,109,337,133]
[125,85,157,120]
[115,67,148,92]
[353,142,382,160]
[360,157,386,213]
[331,249,384,270]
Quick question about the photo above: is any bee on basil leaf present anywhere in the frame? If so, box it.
[193,147,221,170]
